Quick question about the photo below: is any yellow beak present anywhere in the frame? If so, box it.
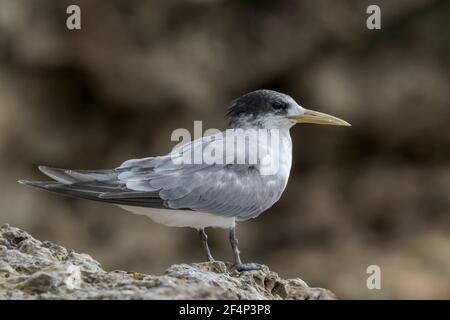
[287,108,351,126]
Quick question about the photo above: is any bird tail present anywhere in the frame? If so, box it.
[18,166,165,208]
[18,166,121,202]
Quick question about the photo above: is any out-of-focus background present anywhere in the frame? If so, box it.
[1,0,449,299]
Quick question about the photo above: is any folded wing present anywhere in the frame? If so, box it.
[20,132,285,220]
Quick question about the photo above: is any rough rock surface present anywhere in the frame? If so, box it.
[0,224,335,300]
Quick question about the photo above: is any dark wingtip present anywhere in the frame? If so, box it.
[18,180,41,189]
[17,180,54,189]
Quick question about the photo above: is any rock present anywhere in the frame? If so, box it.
[0,224,336,300]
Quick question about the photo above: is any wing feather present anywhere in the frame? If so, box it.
[116,132,287,220]
[21,130,288,220]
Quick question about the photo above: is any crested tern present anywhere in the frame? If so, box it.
[19,89,350,271]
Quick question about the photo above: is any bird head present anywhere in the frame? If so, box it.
[226,89,350,129]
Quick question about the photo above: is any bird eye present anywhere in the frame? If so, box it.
[272,102,286,110]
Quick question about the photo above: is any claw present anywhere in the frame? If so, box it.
[235,262,262,272]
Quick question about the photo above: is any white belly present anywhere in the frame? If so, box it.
[117,205,235,229]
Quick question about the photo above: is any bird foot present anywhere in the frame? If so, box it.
[234,262,262,272]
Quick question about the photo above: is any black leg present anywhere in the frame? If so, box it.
[198,228,214,262]
[229,226,261,271]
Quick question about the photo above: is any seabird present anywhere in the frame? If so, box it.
[19,89,350,271]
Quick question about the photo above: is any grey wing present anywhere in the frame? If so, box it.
[20,134,285,220]
[19,166,168,208]
[19,145,203,209]
[108,134,286,220]
[161,164,284,220]
[106,163,284,220]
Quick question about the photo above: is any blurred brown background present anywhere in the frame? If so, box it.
[1,0,449,299]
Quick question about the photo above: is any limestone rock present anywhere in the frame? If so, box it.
[0,224,335,300]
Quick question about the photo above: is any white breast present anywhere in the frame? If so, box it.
[117,205,235,229]
[278,131,293,189]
